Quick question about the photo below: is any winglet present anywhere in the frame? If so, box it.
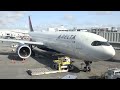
[29,16,34,32]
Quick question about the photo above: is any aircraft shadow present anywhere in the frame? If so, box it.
[105,58,120,63]
[0,52,22,61]
[0,52,23,61]
[31,49,81,72]
[8,53,23,61]
[0,48,81,72]
[0,52,13,55]
[69,66,81,73]
[31,49,57,69]
[89,76,102,79]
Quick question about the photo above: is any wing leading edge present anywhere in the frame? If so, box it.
[0,38,43,45]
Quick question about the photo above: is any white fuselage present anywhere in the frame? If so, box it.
[29,31,115,61]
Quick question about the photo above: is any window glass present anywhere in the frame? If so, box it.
[101,41,110,46]
[91,41,101,46]
[91,41,110,46]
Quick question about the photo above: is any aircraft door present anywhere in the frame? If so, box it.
[73,41,83,58]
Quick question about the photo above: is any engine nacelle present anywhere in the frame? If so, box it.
[16,44,31,59]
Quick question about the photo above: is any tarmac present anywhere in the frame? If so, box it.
[0,41,120,79]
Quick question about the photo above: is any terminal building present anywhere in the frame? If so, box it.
[0,29,29,40]
[89,27,119,42]
[89,27,120,48]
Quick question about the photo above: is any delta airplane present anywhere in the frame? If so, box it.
[0,16,115,72]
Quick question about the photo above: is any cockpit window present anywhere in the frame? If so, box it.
[91,41,110,46]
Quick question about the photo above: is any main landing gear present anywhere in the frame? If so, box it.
[29,45,35,57]
[31,50,35,57]
[83,61,92,72]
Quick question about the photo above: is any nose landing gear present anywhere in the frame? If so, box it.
[83,61,92,72]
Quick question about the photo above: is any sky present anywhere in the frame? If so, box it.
[0,11,120,30]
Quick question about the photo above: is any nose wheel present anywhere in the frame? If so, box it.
[83,61,92,72]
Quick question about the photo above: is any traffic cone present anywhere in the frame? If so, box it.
[13,60,16,63]
[22,59,25,63]
[22,60,24,63]
[11,60,13,63]
[11,59,15,63]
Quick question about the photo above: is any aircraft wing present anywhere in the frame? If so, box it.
[0,38,44,45]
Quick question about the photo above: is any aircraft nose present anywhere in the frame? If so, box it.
[102,46,115,60]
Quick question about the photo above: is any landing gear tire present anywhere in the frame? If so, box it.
[90,61,92,64]
[88,67,91,72]
[83,61,92,72]
[83,66,91,72]
[68,64,74,71]
[53,63,59,70]
[83,67,87,72]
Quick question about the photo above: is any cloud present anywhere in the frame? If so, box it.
[63,14,75,21]
[0,11,27,27]
[91,11,113,15]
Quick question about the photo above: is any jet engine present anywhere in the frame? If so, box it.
[16,44,31,59]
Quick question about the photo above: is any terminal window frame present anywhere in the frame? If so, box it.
[91,41,111,46]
